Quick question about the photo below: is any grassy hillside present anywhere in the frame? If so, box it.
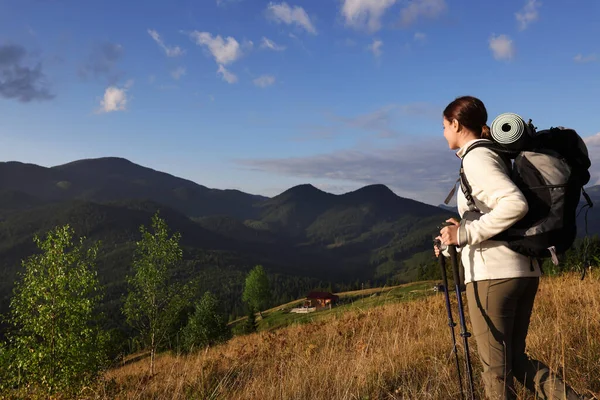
[96,272,600,399]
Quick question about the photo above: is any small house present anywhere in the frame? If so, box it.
[304,291,339,309]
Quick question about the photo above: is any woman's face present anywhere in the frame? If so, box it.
[443,117,460,150]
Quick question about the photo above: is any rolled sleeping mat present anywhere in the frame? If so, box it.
[490,112,531,151]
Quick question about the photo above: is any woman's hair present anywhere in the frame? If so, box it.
[443,96,491,139]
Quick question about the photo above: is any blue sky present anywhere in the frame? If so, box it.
[1,0,599,205]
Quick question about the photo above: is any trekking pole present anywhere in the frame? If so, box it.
[448,245,476,400]
[435,239,465,400]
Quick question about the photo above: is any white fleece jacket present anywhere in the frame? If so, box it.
[454,139,541,283]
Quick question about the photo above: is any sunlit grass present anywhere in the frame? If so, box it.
[100,271,600,399]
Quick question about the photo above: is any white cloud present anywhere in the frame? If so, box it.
[253,75,276,87]
[147,29,184,57]
[515,0,541,31]
[189,31,243,65]
[414,32,427,42]
[266,2,317,35]
[171,67,186,80]
[489,34,515,61]
[235,137,460,205]
[584,133,600,147]
[260,37,286,51]
[340,0,397,32]
[217,64,238,83]
[367,39,383,58]
[574,53,597,63]
[584,133,600,185]
[97,80,133,113]
[399,0,447,27]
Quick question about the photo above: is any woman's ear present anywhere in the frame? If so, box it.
[452,118,460,132]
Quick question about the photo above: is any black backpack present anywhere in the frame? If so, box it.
[456,125,593,264]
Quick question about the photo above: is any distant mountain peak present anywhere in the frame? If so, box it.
[280,183,329,197]
[289,183,320,191]
[52,156,135,169]
[355,183,394,194]
[343,184,396,199]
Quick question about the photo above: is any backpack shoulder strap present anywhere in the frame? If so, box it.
[459,141,514,213]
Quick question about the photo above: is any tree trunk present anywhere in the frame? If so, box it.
[150,332,155,376]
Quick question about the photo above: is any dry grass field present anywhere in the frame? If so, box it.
[95,271,600,399]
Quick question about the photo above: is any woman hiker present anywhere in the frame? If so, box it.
[434,95,593,400]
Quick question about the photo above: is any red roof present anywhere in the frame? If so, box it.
[306,291,339,300]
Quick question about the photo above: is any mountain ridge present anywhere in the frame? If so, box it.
[1,156,597,330]
[0,158,267,219]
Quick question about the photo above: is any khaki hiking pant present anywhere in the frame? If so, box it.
[466,277,581,400]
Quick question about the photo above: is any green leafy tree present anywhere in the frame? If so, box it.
[123,211,188,375]
[6,224,108,395]
[241,306,257,334]
[0,342,16,393]
[242,265,271,318]
[181,291,231,351]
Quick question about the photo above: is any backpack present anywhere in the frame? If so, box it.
[455,120,593,264]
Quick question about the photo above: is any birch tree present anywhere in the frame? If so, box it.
[123,211,185,375]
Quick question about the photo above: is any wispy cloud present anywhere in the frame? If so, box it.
[260,37,286,51]
[26,25,36,37]
[367,39,383,58]
[515,0,541,31]
[253,75,276,87]
[79,42,124,84]
[217,64,238,83]
[313,183,359,194]
[216,0,243,6]
[398,0,447,27]
[97,79,133,113]
[583,133,600,185]
[189,31,244,65]
[574,53,597,63]
[414,32,427,42]
[489,34,515,61]
[148,29,184,57]
[266,2,317,35]
[235,137,459,205]
[0,44,55,102]
[171,66,186,80]
[297,103,441,140]
[340,0,397,32]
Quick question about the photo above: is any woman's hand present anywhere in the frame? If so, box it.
[440,218,460,246]
[433,218,460,257]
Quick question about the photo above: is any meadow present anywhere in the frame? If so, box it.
[95,271,600,399]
